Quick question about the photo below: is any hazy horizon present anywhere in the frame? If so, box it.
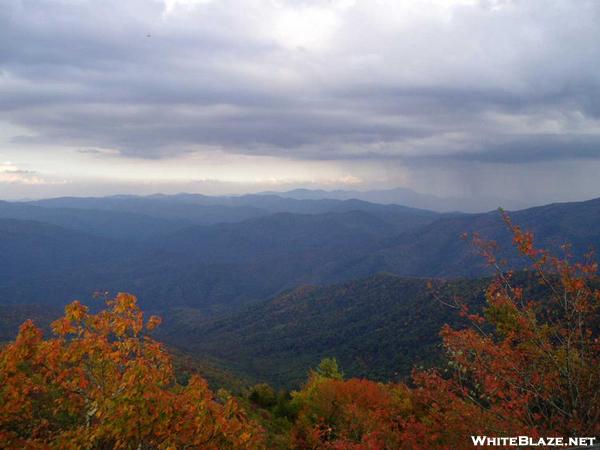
[4,185,599,215]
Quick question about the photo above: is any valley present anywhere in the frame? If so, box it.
[1,192,598,389]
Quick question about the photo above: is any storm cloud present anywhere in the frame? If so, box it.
[1,0,600,202]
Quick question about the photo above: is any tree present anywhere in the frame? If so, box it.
[289,213,600,449]
[313,357,344,381]
[290,358,411,449]
[249,383,277,409]
[401,212,600,448]
[0,293,264,449]
[292,376,412,449]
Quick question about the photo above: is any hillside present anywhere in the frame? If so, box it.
[0,207,437,310]
[0,196,598,313]
[30,195,269,225]
[0,273,490,389]
[156,274,490,387]
[0,201,190,241]
[342,197,600,279]
[0,218,128,283]
[0,303,63,342]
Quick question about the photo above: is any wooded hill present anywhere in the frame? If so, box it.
[1,195,598,312]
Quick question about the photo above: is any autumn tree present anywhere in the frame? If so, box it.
[290,358,411,449]
[289,214,600,449]
[0,293,264,449]
[401,212,600,448]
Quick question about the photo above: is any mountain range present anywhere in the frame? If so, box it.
[258,187,533,213]
[0,192,599,387]
[1,194,599,307]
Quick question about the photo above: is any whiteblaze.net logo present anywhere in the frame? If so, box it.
[470,436,597,447]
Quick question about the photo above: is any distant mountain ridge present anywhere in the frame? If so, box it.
[0,194,598,315]
[258,187,533,212]
[28,192,439,220]
[342,196,600,279]
[0,200,190,241]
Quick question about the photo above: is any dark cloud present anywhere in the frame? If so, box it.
[402,135,600,165]
[1,0,600,170]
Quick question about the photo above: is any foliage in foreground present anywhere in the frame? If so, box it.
[0,293,264,449]
[287,213,600,449]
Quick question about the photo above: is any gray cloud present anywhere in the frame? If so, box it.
[400,136,600,166]
[1,0,600,181]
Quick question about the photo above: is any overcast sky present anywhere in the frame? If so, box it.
[1,0,599,204]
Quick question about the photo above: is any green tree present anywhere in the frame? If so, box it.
[313,357,343,380]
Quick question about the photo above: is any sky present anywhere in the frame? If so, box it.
[1,0,600,205]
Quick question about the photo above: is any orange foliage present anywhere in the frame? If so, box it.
[291,373,412,449]
[401,212,600,448]
[0,293,264,449]
[292,213,600,449]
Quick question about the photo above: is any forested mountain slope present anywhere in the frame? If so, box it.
[0,201,189,241]
[341,197,600,279]
[30,195,269,225]
[0,207,436,310]
[0,218,127,282]
[0,197,598,314]
[156,274,490,387]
